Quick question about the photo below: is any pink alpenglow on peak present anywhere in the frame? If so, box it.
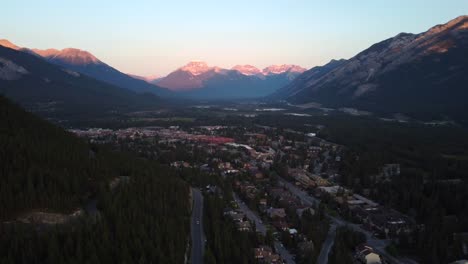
[232,65,262,75]
[31,48,60,58]
[48,48,101,65]
[262,64,307,75]
[0,40,100,65]
[128,74,160,83]
[0,39,20,50]
[180,61,212,75]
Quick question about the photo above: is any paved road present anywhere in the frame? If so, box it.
[233,193,296,264]
[190,188,205,264]
[278,178,319,207]
[233,193,267,235]
[278,177,416,264]
[316,224,337,264]
[274,241,296,264]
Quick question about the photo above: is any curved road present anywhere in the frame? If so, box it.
[190,188,205,264]
[316,224,337,264]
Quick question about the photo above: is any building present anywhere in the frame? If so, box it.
[254,246,283,264]
[267,208,287,219]
[354,244,383,264]
[236,221,251,231]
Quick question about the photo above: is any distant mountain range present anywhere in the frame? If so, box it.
[273,15,468,121]
[0,44,160,118]
[128,74,161,83]
[0,39,170,96]
[156,61,306,99]
[2,15,467,117]
[0,39,306,100]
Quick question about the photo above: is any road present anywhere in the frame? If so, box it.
[233,193,267,235]
[190,188,205,264]
[274,241,296,264]
[316,224,337,264]
[233,193,296,264]
[278,177,416,264]
[278,178,319,207]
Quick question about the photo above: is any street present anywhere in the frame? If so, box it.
[278,177,416,264]
[233,193,267,235]
[316,224,337,264]
[190,188,205,264]
[233,193,296,264]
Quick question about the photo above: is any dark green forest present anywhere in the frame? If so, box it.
[328,227,366,264]
[0,96,190,263]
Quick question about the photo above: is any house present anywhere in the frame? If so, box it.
[311,175,330,187]
[354,244,383,264]
[255,246,274,259]
[255,246,282,264]
[273,220,289,231]
[289,228,298,235]
[317,186,341,196]
[224,210,245,222]
[267,208,286,219]
[236,221,251,231]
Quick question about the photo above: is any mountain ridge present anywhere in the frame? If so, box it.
[156,61,306,98]
[0,40,171,96]
[0,45,161,118]
[273,15,468,121]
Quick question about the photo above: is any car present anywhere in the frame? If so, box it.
[196,220,200,225]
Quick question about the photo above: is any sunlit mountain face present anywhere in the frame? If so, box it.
[155,61,306,98]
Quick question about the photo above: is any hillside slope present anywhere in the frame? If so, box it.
[274,16,468,121]
[0,45,160,118]
[0,39,171,96]
[0,95,190,263]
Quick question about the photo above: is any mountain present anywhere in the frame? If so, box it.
[128,73,161,83]
[273,59,348,98]
[273,16,468,121]
[0,45,160,118]
[0,40,170,96]
[157,61,306,98]
[0,39,21,50]
[262,64,306,75]
[232,64,262,76]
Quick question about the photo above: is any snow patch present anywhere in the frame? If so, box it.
[63,69,80,77]
[0,57,29,80]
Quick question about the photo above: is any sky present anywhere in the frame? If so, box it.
[2,0,468,76]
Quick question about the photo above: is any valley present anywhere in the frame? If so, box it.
[1,6,468,264]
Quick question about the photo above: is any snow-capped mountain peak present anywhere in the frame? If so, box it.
[180,61,211,75]
[231,65,262,75]
[262,64,307,75]
[48,48,101,65]
[0,39,20,50]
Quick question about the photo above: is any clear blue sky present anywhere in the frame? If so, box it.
[3,0,467,76]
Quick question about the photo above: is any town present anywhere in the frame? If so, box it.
[71,124,419,264]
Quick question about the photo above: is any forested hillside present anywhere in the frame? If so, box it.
[0,96,190,263]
